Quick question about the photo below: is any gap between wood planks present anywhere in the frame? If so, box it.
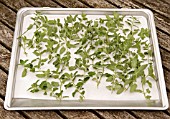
[0,0,170,118]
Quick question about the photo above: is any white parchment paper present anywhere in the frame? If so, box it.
[14,14,159,101]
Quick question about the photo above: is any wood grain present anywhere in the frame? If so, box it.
[0,3,16,29]
[161,0,170,5]
[0,69,7,96]
[25,0,61,7]
[167,91,170,113]
[160,49,170,71]
[79,0,114,8]
[131,110,170,119]
[0,44,10,71]
[22,111,63,119]
[96,111,135,119]
[0,0,31,11]
[0,99,25,119]
[133,0,170,19]
[157,30,170,52]
[0,22,13,49]
[54,0,87,8]
[60,111,99,119]
[164,69,170,91]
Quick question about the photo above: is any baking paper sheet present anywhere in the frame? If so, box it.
[14,14,159,101]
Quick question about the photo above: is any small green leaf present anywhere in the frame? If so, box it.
[84,76,90,82]
[27,24,34,30]
[53,74,59,79]
[106,86,112,91]
[141,76,146,85]
[117,87,124,94]
[72,89,78,97]
[48,20,56,25]
[106,64,115,71]
[131,55,138,68]
[39,81,48,90]
[146,80,152,88]
[36,74,45,78]
[106,76,113,82]
[146,88,151,94]
[22,68,27,77]
[60,46,66,54]
[88,71,96,76]
[134,64,148,77]
[145,95,151,100]
[51,81,59,87]
[20,59,28,65]
[69,66,77,71]
[130,84,137,92]
[148,64,156,80]
[64,82,73,89]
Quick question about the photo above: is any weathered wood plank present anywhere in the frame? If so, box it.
[0,69,7,96]
[166,91,170,113]
[79,0,114,8]
[0,98,25,119]
[96,110,135,119]
[22,111,63,119]
[107,0,170,35]
[54,0,87,8]
[60,111,99,119]
[154,14,170,35]
[0,3,16,29]
[160,49,170,71]
[25,0,61,7]
[161,0,170,5]
[0,22,13,49]
[164,69,170,91]
[157,30,170,52]
[133,0,170,19]
[131,110,170,119]
[0,0,31,11]
[0,44,10,71]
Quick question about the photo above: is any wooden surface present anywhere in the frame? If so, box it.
[0,0,170,118]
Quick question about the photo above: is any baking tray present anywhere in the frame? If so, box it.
[4,8,169,110]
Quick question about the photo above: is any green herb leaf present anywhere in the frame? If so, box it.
[22,68,27,77]
[131,55,138,68]
[134,64,147,77]
[51,81,59,87]
[88,71,96,76]
[27,24,34,30]
[60,46,66,54]
[130,84,137,92]
[36,74,45,78]
[117,87,124,94]
[69,66,77,71]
